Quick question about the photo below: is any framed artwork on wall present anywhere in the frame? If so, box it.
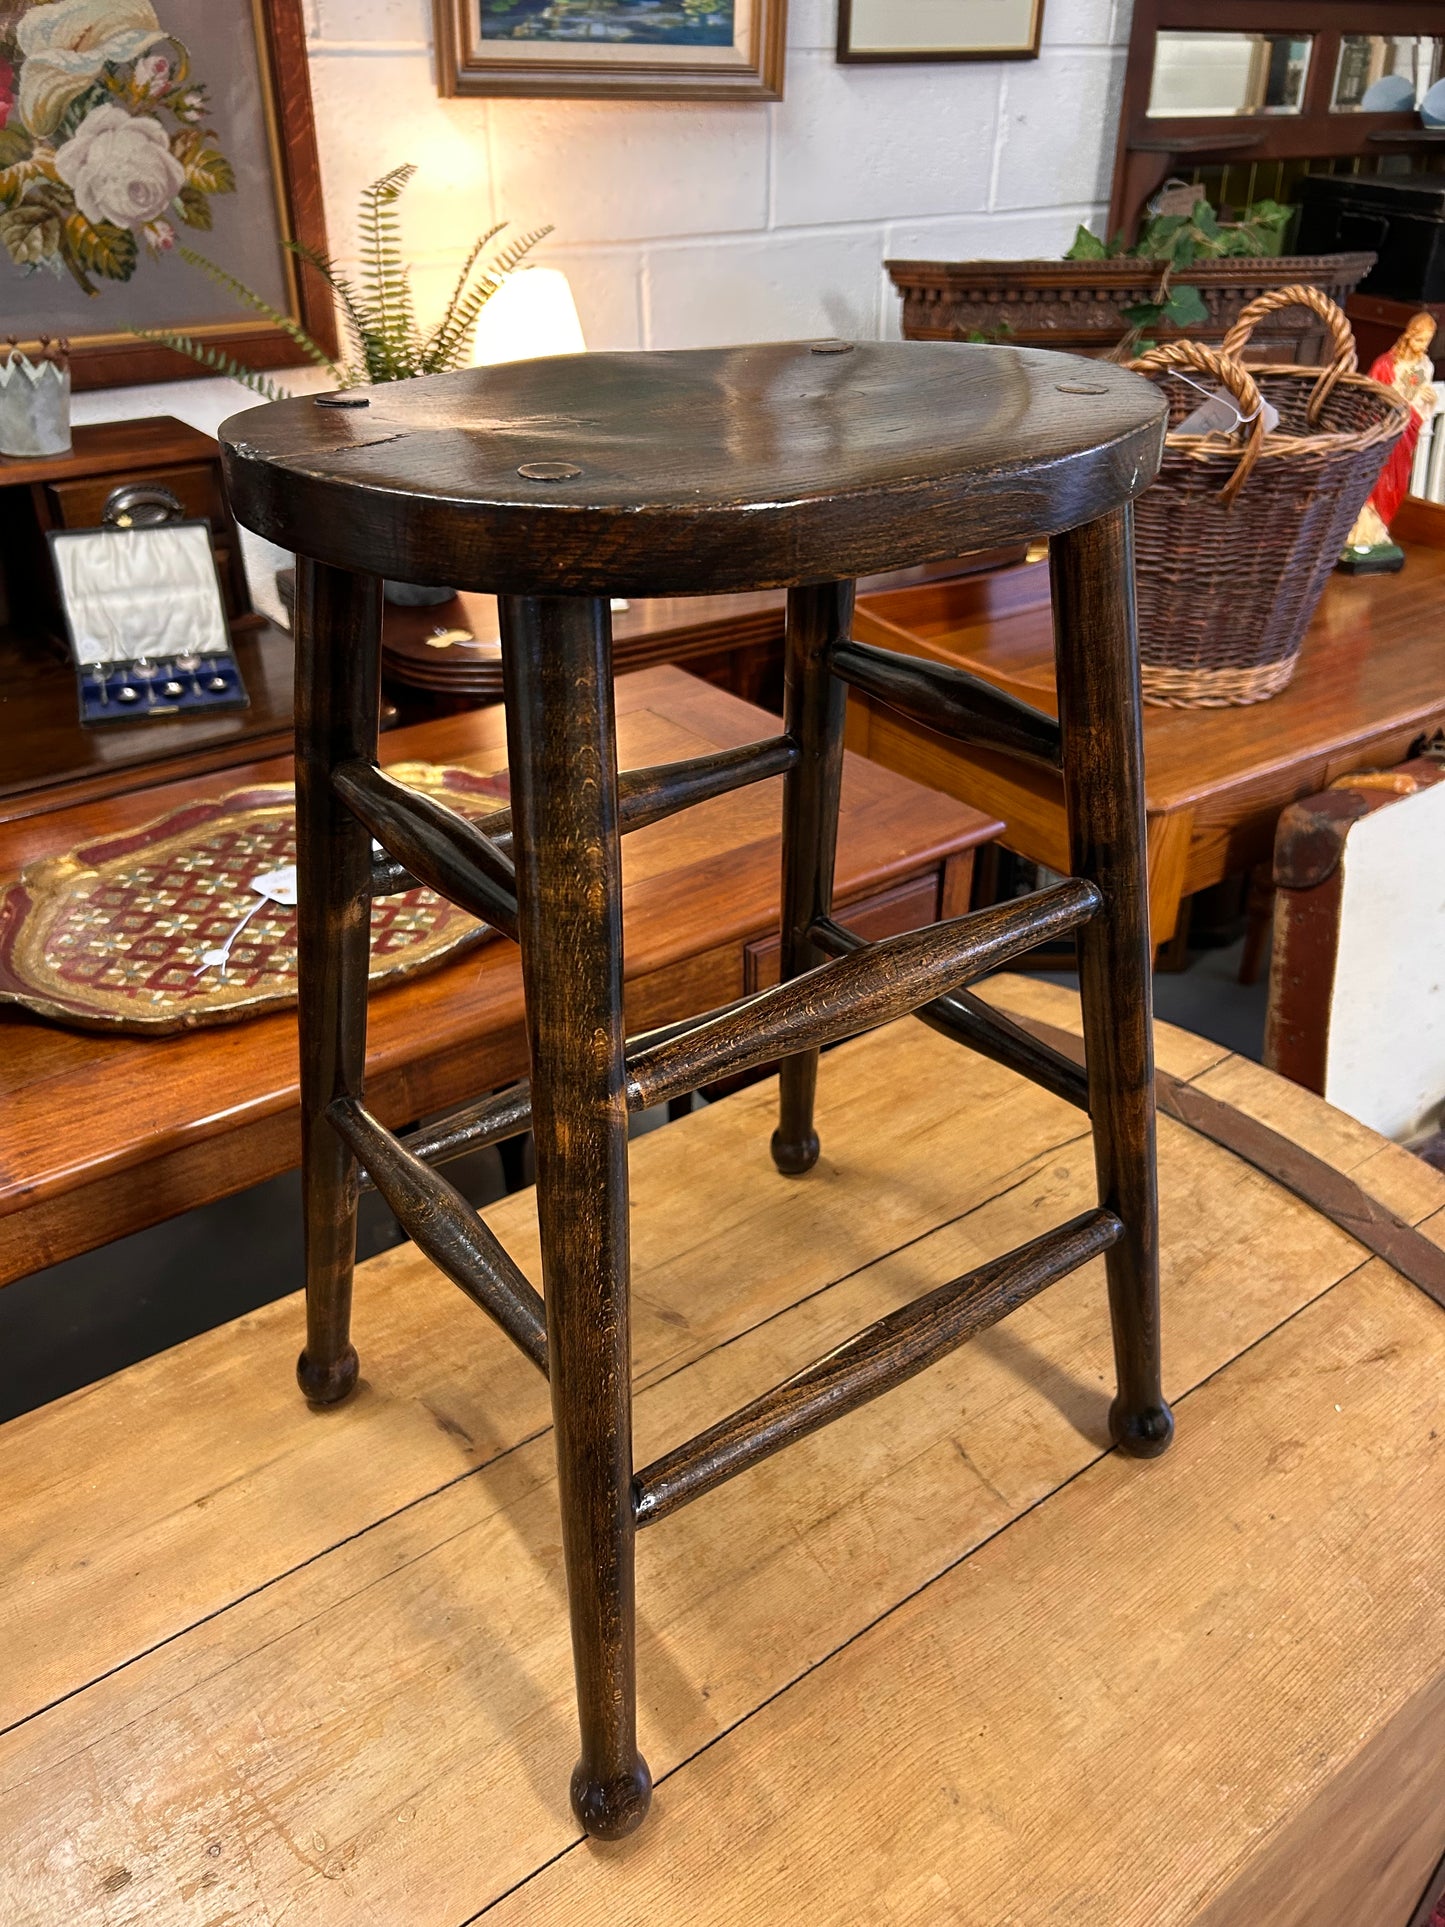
[0,0,336,391]
[434,0,788,100]
[837,0,1043,63]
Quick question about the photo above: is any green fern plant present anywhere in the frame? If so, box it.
[133,164,551,399]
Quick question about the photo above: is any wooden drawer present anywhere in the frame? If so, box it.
[43,460,228,531]
[744,868,946,993]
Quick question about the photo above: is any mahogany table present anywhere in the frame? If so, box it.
[845,496,1445,947]
[376,555,1020,718]
[0,665,998,1288]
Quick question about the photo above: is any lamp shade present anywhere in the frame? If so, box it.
[471,267,586,367]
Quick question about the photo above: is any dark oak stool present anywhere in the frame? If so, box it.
[220,341,1170,1839]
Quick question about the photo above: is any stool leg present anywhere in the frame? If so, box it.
[772,580,854,1176]
[499,593,651,1841]
[1052,508,1174,1459]
[292,559,381,1404]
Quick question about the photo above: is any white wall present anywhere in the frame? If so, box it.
[303,0,1129,350]
[73,0,1131,607]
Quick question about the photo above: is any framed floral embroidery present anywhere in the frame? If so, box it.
[0,0,335,389]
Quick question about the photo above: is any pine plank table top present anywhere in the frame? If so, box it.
[2,978,1442,1926]
[0,665,996,1287]
[846,496,1445,946]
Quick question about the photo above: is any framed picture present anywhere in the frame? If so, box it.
[0,0,336,390]
[838,0,1043,63]
[434,0,788,100]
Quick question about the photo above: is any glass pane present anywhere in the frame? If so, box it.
[1333,35,1444,111]
[1147,31,1313,118]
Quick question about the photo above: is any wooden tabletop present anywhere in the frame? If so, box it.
[379,558,1024,719]
[0,665,997,1287]
[3,980,1441,1924]
[0,616,299,824]
[849,497,1445,941]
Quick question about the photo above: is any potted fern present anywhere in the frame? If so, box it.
[140,164,550,603]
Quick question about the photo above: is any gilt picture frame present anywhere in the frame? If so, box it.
[837,0,1043,63]
[434,0,788,100]
[0,0,336,390]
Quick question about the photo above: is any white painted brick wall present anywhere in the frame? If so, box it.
[74,0,1132,604]
[304,0,1129,348]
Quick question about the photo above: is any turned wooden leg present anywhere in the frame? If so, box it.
[292,559,381,1404]
[1052,508,1174,1459]
[499,593,651,1841]
[772,581,854,1176]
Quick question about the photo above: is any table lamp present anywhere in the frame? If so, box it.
[471,267,586,367]
[460,265,622,618]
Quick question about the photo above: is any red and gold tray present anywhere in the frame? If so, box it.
[0,763,509,1034]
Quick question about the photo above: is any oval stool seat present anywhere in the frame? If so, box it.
[221,340,1165,598]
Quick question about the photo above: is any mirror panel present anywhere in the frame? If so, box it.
[1332,35,1444,112]
[1147,31,1312,118]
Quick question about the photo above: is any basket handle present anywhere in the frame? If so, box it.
[1129,339,1267,506]
[1219,282,1358,425]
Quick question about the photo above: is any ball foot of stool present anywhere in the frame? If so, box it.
[296,1344,359,1406]
[570,1756,653,1839]
[1109,1395,1175,1458]
[770,1127,820,1176]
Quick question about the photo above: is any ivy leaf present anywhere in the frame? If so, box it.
[1121,299,1164,331]
[176,184,212,229]
[64,213,138,281]
[1192,201,1221,241]
[1247,198,1292,234]
[1065,223,1108,261]
[0,127,31,169]
[0,199,61,267]
[171,128,235,197]
[1162,284,1209,329]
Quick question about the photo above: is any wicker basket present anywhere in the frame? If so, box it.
[1128,286,1409,708]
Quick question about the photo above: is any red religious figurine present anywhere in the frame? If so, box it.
[1341,311,1438,573]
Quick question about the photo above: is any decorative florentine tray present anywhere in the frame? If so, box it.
[0,763,509,1034]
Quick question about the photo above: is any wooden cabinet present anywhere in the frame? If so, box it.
[8,418,253,629]
[1108,2,1445,246]
[0,417,298,823]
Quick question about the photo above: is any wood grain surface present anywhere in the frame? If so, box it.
[847,498,1445,944]
[0,667,996,1286]
[1,979,1441,1924]
[220,343,1166,596]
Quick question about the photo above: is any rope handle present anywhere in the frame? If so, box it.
[1220,283,1358,425]
[1129,339,1266,505]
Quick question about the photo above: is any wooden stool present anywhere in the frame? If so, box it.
[220,341,1169,1840]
